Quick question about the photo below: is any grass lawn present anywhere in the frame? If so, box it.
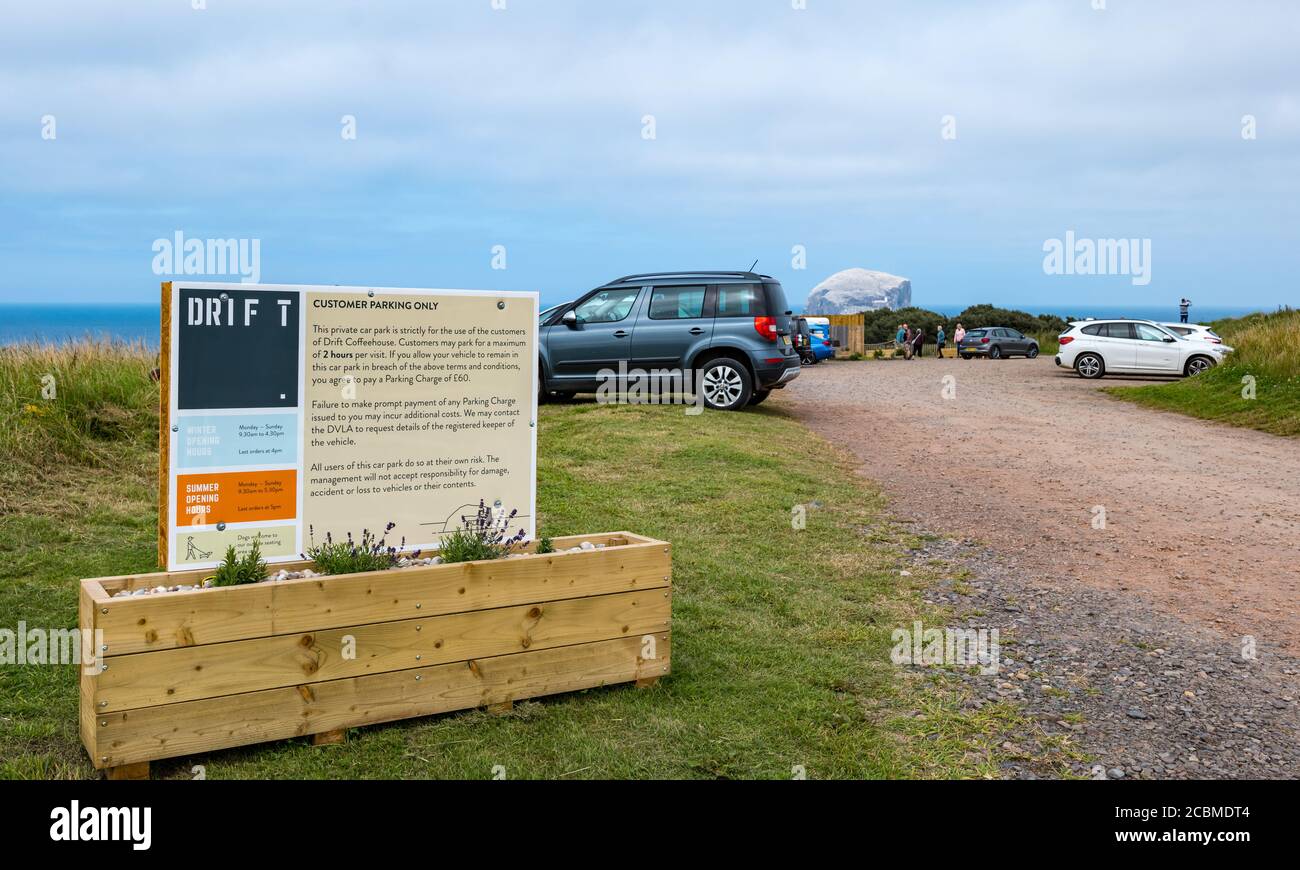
[1107,309,1300,437]
[0,344,1062,779]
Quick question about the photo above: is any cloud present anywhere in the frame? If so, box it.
[1,0,1297,304]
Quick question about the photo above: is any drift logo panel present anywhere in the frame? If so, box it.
[178,288,299,410]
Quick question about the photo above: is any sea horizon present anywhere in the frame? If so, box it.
[0,300,1287,346]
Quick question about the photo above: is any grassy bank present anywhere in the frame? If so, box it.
[0,342,1064,779]
[1108,309,1300,437]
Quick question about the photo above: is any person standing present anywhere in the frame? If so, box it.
[936,324,947,359]
[912,327,925,358]
[954,322,966,357]
[895,323,907,356]
[1179,298,1192,323]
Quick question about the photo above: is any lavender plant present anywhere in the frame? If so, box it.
[304,522,418,576]
[439,500,528,564]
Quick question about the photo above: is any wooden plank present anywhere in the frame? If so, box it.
[96,589,671,711]
[95,532,665,595]
[95,542,668,655]
[95,583,275,656]
[157,281,171,569]
[106,761,150,781]
[312,729,346,746]
[94,632,670,768]
[271,544,669,639]
[78,582,99,764]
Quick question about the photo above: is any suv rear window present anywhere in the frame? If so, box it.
[714,281,789,318]
[1081,324,1103,336]
[716,284,767,317]
[965,329,987,338]
[648,285,706,320]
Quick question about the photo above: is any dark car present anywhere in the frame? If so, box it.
[958,327,1039,360]
[539,271,800,410]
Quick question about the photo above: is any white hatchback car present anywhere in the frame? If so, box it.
[1055,320,1220,380]
[1159,322,1235,356]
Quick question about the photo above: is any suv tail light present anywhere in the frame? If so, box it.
[981,337,990,344]
[1059,336,1075,346]
[754,316,778,342]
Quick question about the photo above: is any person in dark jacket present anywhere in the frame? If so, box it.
[912,327,925,358]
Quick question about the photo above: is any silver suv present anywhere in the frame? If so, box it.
[539,272,801,410]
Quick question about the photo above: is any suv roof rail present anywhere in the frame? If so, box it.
[609,271,770,284]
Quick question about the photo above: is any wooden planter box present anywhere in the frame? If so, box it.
[79,532,672,779]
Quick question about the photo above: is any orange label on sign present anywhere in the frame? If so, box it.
[176,470,297,526]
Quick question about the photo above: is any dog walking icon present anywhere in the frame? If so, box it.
[185,536,213,561]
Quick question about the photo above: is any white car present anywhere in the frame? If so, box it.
[1159,322,1234,356]
[1055,320,1220,380]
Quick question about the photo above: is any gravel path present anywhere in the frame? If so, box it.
[781,357,1299,779]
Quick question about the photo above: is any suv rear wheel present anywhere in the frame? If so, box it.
[698,358,753,411]
[1075,353,1105,379]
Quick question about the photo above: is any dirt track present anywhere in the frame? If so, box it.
[780,356,1300,778]
[783,356,1300,652]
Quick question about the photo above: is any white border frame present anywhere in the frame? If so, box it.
[166,282,540,571]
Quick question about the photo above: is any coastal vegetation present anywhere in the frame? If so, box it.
[1109,308,1300,437]
[0,339,1054,778]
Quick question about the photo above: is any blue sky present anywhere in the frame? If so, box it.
[1,0,1297,311]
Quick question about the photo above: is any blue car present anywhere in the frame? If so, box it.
[804,317,835,362]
